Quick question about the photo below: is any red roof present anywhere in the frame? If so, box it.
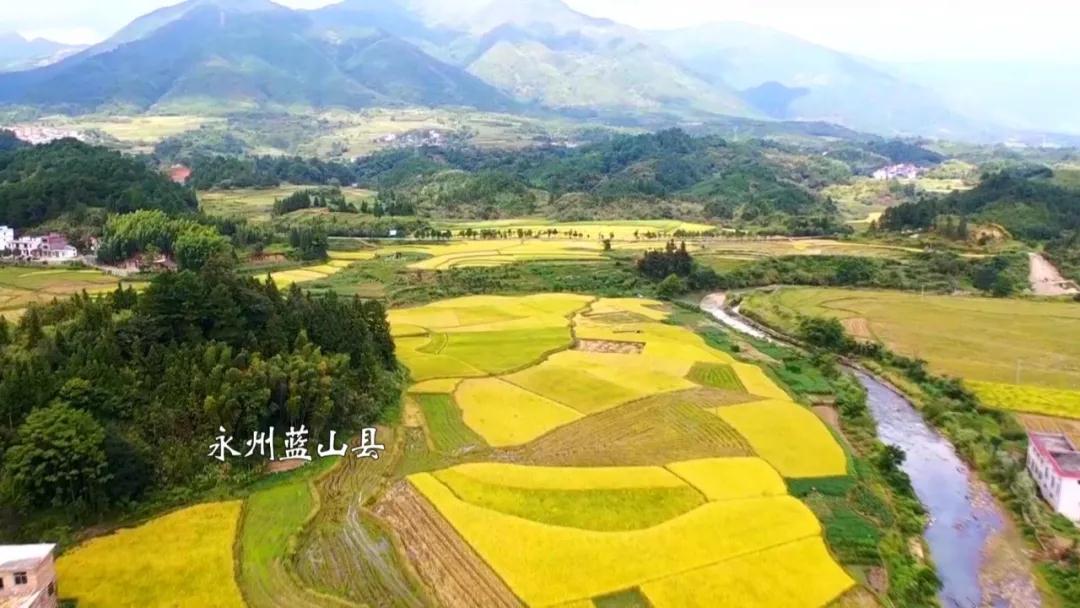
[1031,433,1080,479]
[168,165,192,184]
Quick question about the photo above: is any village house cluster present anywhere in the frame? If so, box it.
[0,227,78,261]
[1027,432,1080,522]
[871,163,922,180]
[0,544,57,608]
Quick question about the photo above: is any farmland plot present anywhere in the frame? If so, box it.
[379,295,855,608]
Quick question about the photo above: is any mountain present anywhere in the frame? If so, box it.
[0,0,1005,138]
[0,32,84,72]
[650,22,975,137]
[0,0,515,113]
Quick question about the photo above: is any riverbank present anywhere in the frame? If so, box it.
[702,292,1046,608]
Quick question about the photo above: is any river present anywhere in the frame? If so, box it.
[702,295,1040,608]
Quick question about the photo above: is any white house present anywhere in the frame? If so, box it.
[0,544,58,608]
[1027,432,1080,522]
[0,227,77,261]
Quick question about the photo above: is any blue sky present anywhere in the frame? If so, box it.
[3,0,1077,62]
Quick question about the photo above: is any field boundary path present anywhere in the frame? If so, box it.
[1029,252,1079,296]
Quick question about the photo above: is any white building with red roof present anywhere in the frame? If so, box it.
[1027,432,1080,522]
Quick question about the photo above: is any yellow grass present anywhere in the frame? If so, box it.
[409,473,824,606]
[666,457,787,501]
[641,536,854,608]
[56,502,245,608]
[455,378,582,446]
[446,462,686,490]
[716,400,848,478]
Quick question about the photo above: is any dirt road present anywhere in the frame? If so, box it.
[1028,253,1079,296]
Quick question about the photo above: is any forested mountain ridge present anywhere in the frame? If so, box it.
[188,128,853,232]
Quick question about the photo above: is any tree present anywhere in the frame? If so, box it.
[798,316,852,352]
[656,274,687,299]
[3,403,110,508]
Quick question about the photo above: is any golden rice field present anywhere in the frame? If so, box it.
[56,502,245,608]
[433,219,717,239]
[261,257,359,287]
[742,287,1080,419]
[391,295,846,477]
[409,458,853,607]
[0,265,135,319]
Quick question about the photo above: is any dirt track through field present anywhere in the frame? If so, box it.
[1028,252,1079,296]
[375,482,523,608]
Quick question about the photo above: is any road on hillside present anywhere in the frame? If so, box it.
[1028,252,1079,296]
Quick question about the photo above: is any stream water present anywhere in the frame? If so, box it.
[702,295,1038,608]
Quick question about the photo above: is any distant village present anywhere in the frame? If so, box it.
[872,163,922,181]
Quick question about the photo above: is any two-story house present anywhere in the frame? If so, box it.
[0,544,57,608]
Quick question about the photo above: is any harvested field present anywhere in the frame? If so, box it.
[375,482,523,608]
[742,287,1080,390]
[575,339,645,354]
[1017,413,1080,445]
[514,389,755,467]
[293,428,429,608]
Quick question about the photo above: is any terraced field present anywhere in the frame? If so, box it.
[262,253,370,286]
[0,265,133,318]
[742,287,1080,419]
[382,294,855,607]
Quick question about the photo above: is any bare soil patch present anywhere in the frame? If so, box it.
[841,317,874,341]
[574,339,645,354]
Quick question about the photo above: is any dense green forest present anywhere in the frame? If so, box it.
[880,169,1080,241]
[0,263,399,540]
[0,137,196,228]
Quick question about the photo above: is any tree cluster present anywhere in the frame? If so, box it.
[0,265,398,532]
[0,139,196,228]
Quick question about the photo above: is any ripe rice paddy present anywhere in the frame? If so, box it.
[56,502,245,608]
[381,294,853,607]
[0,265,134,318]
[433,219,717,239]
[742,287,1080,418]
[408,458,853,607]
[262,259,354,287]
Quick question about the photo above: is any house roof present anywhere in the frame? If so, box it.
[0,543,54,570]
[1031,433,1080,479]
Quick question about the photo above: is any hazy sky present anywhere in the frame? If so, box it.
[3,0,1076,62]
